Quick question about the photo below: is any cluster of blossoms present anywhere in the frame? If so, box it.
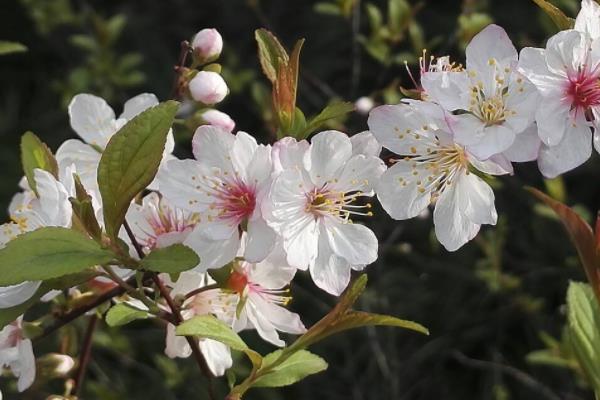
[1,0,599,393]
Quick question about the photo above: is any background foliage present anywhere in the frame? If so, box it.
[1,0,599,398]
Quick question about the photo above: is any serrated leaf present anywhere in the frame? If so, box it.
[0,41,27,55]
[531,0,575,30]
[566,282,600,391]
[253,350,328,388]
[20,131,58,194]
[105,303,149,327]
[141,244,199,274]
[176,315,262,368]
[528,187,600,301]
[255,29,289,83]
[319,311,429,340]
[296,102,355,139]
[98,101,178,240]
[0,227,114,286]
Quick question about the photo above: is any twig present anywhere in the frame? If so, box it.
[73,315,99,397]
[452,350,562,400]
[122,220,216,400]
[184,284,220,300]
[37,284,126,341]
[153,274,217,400]
[170,40,191,100]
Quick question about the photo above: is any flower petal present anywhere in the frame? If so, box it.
[376,160,432,220]
[310,231,352,296]
[503,124,541,162]
[466,24,517,72]
[0,282,41,309]
[307,130,352,186]
[191,125,235,172]
[324,219,378,266]
[68,93,117,148]
[575,0,600,40]
[119,93,159,120]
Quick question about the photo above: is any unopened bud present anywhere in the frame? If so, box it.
[189,71,228,104]
[192,28,223,61]
[201,109,235,132]
[355,96,375,115]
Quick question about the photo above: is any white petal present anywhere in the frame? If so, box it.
[245,299,284,347]
[184,227,240,271]
[231,131,259,180]
[518,47,565,96]
[169,271,207,297]
[503,124,541,162]
[368,102,443,156]
[307,130,352,186]
[575,0,600,40]
[156,159,213,213]
[68,93,117,148]
[244,218,277,263]
[55,139,101,196]
[421,70,471,111]
[332,154,386,193]
[165,323,192,358]
[466,124,516,160]
[199,339,232,376]
[119,93,159,120]
[310,231,351,296]
[247,244,296,289]
[433,173,481,251]
[15,339,35,392]
[535,97,570,146]
[504,74,539,134]
[191,125,235,172]
[466,24,517,72]
[34,169,72,227]
[594,129,600,154]
[538,119,593,178]
[452,113,487,146]
[325,219,378,266]
[271,137,309,173]
[458,173,497,225]
[469,154,514,176]
[545,30,588,76]
[249,293,305,335]
[350,131,381,156]
[0,282,40,309]
[376,160,432,220]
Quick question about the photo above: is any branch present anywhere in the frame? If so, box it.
[452,351,562,400]
[122,220,216,399]
[73,314,99,397]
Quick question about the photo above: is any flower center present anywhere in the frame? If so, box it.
[305,188,372,222]
[395,144,468,200]
[144,202,199,249]
[469,87,510,126]
[566,69,600,112]
[227,270,249,294]
[209,179,256,226]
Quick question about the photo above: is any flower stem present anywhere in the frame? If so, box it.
[73,314,98,397]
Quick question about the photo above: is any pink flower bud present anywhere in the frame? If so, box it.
[189,71,228,104]
[201,109,235,132]
[192,28,223,60]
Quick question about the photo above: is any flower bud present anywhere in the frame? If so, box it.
[201,109,235,132]
[355,96,374,115]
[189,71,228,104]
[191,28,223,61]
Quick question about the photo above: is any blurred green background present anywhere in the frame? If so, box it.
[1,0,600,399]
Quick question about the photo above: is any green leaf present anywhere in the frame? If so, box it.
[98,101,178,240]
[318,311,429,339]
[296,102,355,139]
[388,0,411,37]
[253,350,328,388]
[531,0,575,31]
[141,244,200,274]
[105,303,149,327]
[255,29,289,83]
[0,227,114,286]
[566,282,600,391]
[0,41,27,55]
[528,188,600,301]
[20,131,58,194]
[70,174,102,240]
[176,315,262,368]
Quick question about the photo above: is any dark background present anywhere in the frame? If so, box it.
[1,0,599,399]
